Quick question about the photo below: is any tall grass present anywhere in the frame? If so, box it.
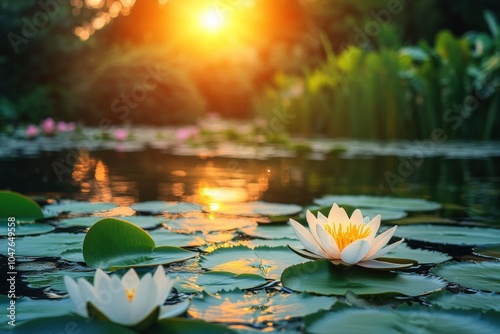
[255,12,500,140]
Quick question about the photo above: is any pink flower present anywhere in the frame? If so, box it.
[57,121,68,132]
[25,125,39,139]
[114,128,128,141]
[175,126,200,143]
[41,118,56,136]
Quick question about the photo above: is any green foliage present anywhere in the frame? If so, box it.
[0,190,44,221]
[256,14,500,140]
[82,218,197,270]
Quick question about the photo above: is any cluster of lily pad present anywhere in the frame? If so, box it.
[1,190,500,333]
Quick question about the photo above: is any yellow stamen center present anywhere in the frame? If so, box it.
[126,288,136,302]
[324,222,371,251]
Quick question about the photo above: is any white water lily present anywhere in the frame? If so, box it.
[64,266,189,328]
[289,204,413,269]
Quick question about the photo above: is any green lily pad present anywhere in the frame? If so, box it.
[200,246,306,279]
[151,317,238,334]
[240,223,299,240]
[385,243,451,264]
[429,291,500,312]
[314,195,441,212]
[473,245,500,259]
[170,272,203,293]
[0,190,44,222]
[13,232,85,257]
[60,248,84,262]
[23,270,95,292]
[203,201,302,217]
[44,201,117,214]
[238,238,304,250]
[12,314,136,334]
[151,230,235,248]
[431,262,500,292]
[195,272,267,293]
[131,201,202,214]
[0,223,54,237]
[304,307,500,334]
[83,218,197,270]
[281,260,445,296]
[392,215,457,225]
[59,216,166,229]
[0,296,72,328]
[188,290,336,324]
[167,217,257,233]
[394,224,500,245]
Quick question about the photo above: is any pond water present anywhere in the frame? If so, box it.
[1,145,499,221]
[1,134,500,333]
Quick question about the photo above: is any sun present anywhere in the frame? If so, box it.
[200,9,225,31]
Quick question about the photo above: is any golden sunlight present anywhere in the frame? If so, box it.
[200,8,225,31]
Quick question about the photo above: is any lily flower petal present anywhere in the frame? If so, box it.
[306,210,322,243]
[289,219,329,257]
[349,209,364,225]
[363,225,398,259]
[315,224,341,258]
[364,238,406,261]
[64,276,87,317]
[100,275,130,325]
[130,274,157,324]
[122,268,141,291]
[341,239,370,264]
[328,203,349,224]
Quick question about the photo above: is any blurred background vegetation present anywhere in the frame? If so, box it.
[1,0,499,139]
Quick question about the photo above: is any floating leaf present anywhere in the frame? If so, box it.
[151,230,235,248]
[0,223,54,237]
[204,201,302,217]
[194,272,267,293]
[59,216,166,229]
[151,317,238,334]
[23,270,94,292]
[385,243,451,264]
[240,223,299,240]
[473,244,500,259]
[0,190,44,221]
[304,307,500,334]
[429,291,500,312]
[392,215,457,225]
[12,314,136,334]
[131,201,202,214]
[281,260,445,296]
[167,217,257,233]
[44,201,117,214]
[188,290,336,324]
[314,195,441,212]
[200,246,306,279]
[60,248,84,262]
[83,218,197,270]
[394,224,500,245]
[0,296,72,328]
[13,232,84,257]
[432,262,500,292]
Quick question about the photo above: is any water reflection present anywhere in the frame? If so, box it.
[0,148,498,221]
